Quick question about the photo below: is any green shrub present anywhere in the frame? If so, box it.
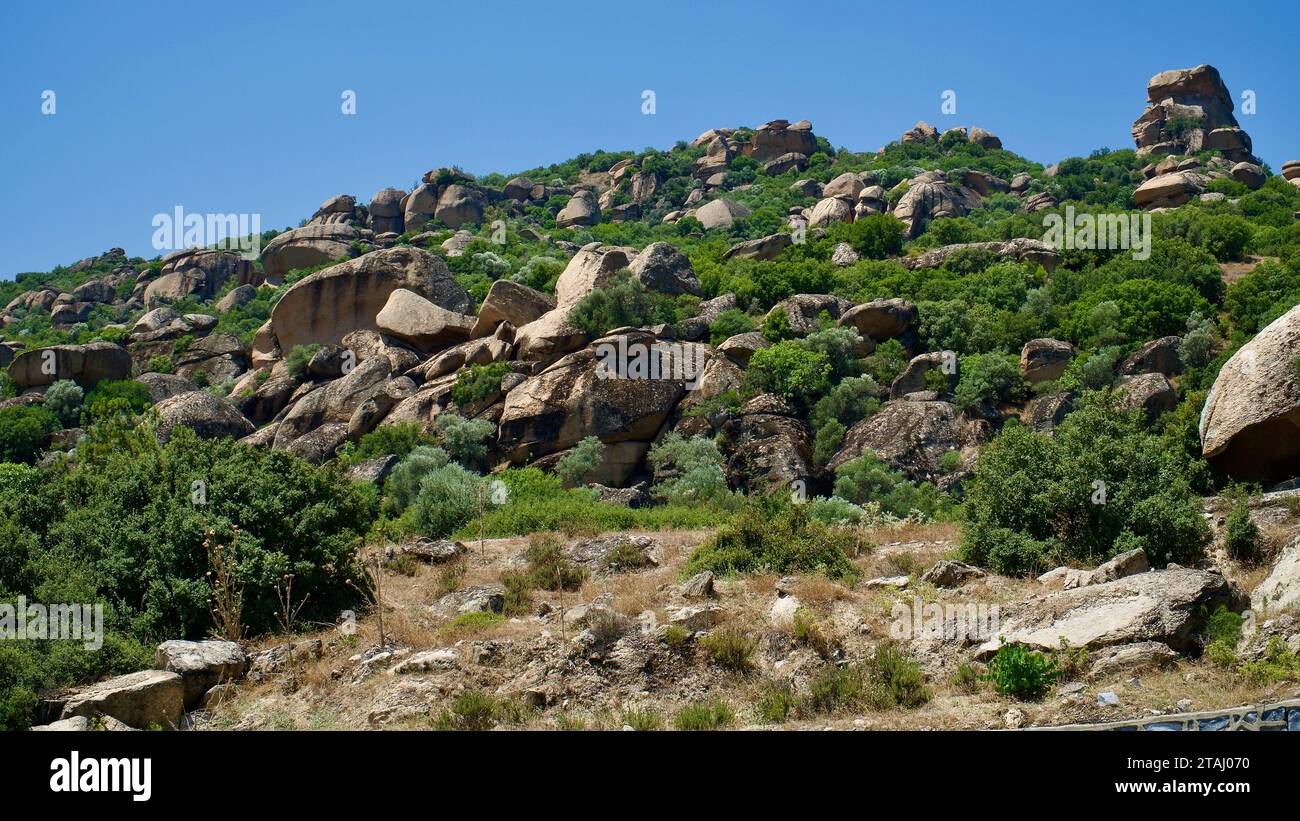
[555,436,604,487]
[1223,494,1262,563]
[826,213,906,259]
[284,344,320,380]
[863,642,931,708]
[450,362,512,407]
[699,626,757,673]
[954,353,1026,411]
[755,680,798,723]
[986,642,1058,700]
[434,691,508,731]
[567,271,683,335]
[673,700,735,730]
[646,433,734,505]
[411,460,484,538]
[83,379,152,421]
[833,453,943,519]
[0,405,59,464]
[383,446,451,516]
[42,380,83,428]
[683,494,862,582]
[146,354,174,374]
[522,534,585,591]
[960,397,1211,575]
[619,706,663,731]
[708,308,756,344]
[351,422,439,462]
[745,341,831,407]
[436,413,495,469]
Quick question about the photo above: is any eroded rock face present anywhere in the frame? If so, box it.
[977,568,1244,657]
[259,223,372,281]
[498,332,703,461]
[269,247,469,354]
[144,249,256,306]
[1201,304,1300,483]
[767,294,856,337]
[9,342,132,388]
[741,119,817,163]
[273,355,392,448]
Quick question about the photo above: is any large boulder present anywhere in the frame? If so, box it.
[556,189,600,228]
[892,171,981,238]
[57,670,185,730]
[498,332,703,461]
[368,187,407,234]
[1116,372,1177,422]
[1200,304,1300,483]
[628,242,701,296]
[724,233,793,262]
[1019,338,1074,383]
[259,223,371,281]
[375,288,475,353]
[434,184,485,229]
[155,640,247,709]
[719,395,811,493]
[470,280,554,338]
[1120,336,1183,377]
[273,355,392,448]
[692,198,751,231]
[766,294,856,337]
[1131,64,1255,163]
[828,400,970,484]
[741,119,817,163]
[977,568,1244,657]
[8,342,132,388]
[839,298,917,341]
[514,246,633,362]
[154,391,255,443]
[1133,171,1207,208]
[269,247,469,354]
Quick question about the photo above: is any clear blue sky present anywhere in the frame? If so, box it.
[2,0,1297,278]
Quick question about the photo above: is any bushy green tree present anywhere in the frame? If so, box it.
[42,380,83,427]
[436,413,496,469]
[556,436,605,487]
[953,353,1025,411]
[0,405,59,464]
[960,397,1211,575]
[833,453,942,519]
[647,433,733,504]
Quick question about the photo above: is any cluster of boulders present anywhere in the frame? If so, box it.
[32,639,247,730]
[1130,65,1267,208]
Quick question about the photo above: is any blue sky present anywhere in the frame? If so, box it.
[1,0,1297,278]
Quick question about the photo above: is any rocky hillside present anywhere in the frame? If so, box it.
[5,64,1300,732]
